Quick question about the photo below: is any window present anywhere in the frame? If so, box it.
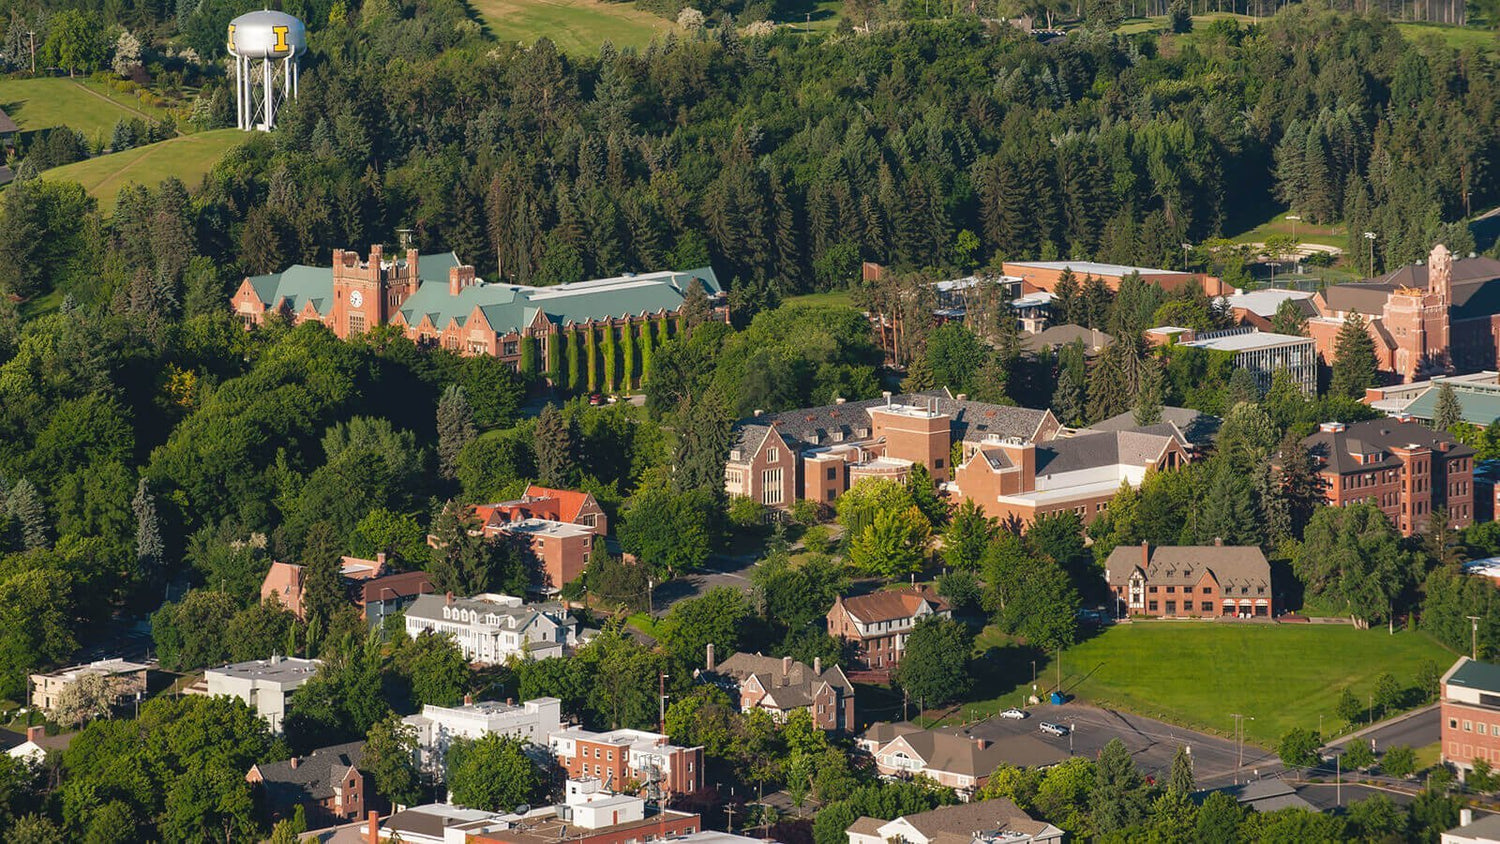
[935,459,944,469]
[1165,601,1176,614]
[1201,602,1213,613]
[349,313,367,333]
[1147,601,1158,612]
[1450,718,1459,729]
[503,341,519,356]
[1166,586,1175,594]
[1184,586,1193,594]
[1482,724,1489,736]
[1466,721,1473,732]
[827,467,837,481]
[767,447,780,463]
[1148,586,1158,594]
[762,469,784,505]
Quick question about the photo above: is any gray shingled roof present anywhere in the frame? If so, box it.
[253,741,364,804]
[1302,419,1473,476]
[711,652,853,708]
[1086,407,1220,446]
[1021,324,1114,353]
[1033,430,1174,476]
[731,391,1054,455]
[891,797,1049,837]
[1104,544,1271,591]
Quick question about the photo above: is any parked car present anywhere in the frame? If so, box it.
[1039,722,1070,737]
[588,393,604,406]
[999,708,1028,720]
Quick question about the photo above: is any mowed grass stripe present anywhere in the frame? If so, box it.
[41,129,246,212]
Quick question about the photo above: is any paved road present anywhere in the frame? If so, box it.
[967,703,1282,788]
[1327,704,1440,754]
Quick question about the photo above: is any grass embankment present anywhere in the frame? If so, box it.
[782,288,857,308]
[961,623,1455,748]
[41,129,246,212]
[0,77,169,143]
[470,0,676,52]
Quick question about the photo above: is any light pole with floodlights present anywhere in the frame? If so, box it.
[1364,231,1377,277]
[1285,214,1301,244]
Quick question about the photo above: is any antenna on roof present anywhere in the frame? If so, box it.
[397,228,414,250]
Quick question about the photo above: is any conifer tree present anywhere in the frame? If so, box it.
[1081,274,1113,330]
[8,477,48,551]
[1086,344,1130,423]
[134,477,164,575]
[1052,365,1084,427]
[1168,746,1195,798]
[437,384,477,481]
[681,279,711,333]
[1094,738,1148,834]
[1434,382,1462,433]
[1332,313,1378,398]
[1199,460,1261,547]
[1270,298,1308,336]
[1053,268,1080,324]
[535,404,576,488]
[1133,357,1164,427]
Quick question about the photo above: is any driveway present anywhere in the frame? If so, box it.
[966,703,1282,787]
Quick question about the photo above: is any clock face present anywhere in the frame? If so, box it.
[349,290,364,308]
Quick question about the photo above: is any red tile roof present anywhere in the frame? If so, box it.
[524,485,594,524]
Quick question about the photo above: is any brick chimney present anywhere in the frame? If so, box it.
[367,810,380,844]
[1213,537,1223,547]
[376,552,387,569]
[814,656,822,675]
[25,726,43,743]
[705,643,716,671]
[1141,540,1150,567]
[290,756,299,769]
[782,656,792,681]
[973,737,990,750]
[464,693,473,706]
[446,591,454,605]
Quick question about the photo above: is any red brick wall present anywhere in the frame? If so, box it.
[1444,701,1500,773]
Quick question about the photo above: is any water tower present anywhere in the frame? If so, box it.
[227,10,306,131]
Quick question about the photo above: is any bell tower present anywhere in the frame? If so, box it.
[1423,243,1453,375]
[331,245,385,337]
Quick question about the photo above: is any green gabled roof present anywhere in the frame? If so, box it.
[416,252,462,287]
[1449,658,1500,694]
[1405,384,1500,428]
[248,273,282,303]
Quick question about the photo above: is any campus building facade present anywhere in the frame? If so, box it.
[1103,541,1274,619]
[231,246,725,384]
[1301,418,1475,535]
[1441,657,1500,779]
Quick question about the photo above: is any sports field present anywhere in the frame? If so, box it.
[1052,623,1455,747]
[471,0,676,52]
[41,129,245,212]
[0,78,169,144]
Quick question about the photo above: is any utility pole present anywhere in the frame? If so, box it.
[1336,751,1341,807]
[1469,615,1481,661]
[27,31,34,75]
[1364,231,1378,277]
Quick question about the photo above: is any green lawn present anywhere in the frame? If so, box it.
[1114,12,1256,35]
[1045,623,1455,747]
[783,288,857,309]
[0,78,168,145]
[41,129,246,212]
[1396,21,1500,54]
[1226,208,1350,250]
[470,0,677,53]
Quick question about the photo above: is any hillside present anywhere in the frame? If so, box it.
[40,129,246,211]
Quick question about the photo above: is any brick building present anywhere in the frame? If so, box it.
[1301,418,1476,535]
[700,647,855,732]
[1104,541,1274,619]
[469,779,702,844]
[231,246,725,382]
[548,728,704,797]
[260,555,433,628]
[726,391,1060,509]
[954,427,1190,529]
[1309,244,1500,382]
[1001,260,1234,296]
[827,586,952,671]
[473,486,609,590]
[1441,657,1500,779]
[246,740,367,827]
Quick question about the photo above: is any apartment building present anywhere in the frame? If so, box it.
[403,695,563,774]
[1104,541,1274,619]
[246,741,367,828]
[1441,657,1500,779]
[726,391,1059,509]
[30,658,149,714]
[549,727,704,797]
[1302,418,1476,535]
[404,593,580,664]
[827,586,952,671]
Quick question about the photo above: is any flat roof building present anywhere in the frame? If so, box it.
[1002,260,1234,297]
[403,696,562,775]
[30,658,150,715]
[1180,328,1318,396]
[204,655,320,732]
[1442,657,1500,779]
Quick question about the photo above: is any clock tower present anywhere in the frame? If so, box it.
[331,245,385,338]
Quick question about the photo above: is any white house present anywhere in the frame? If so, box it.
[203,655,320,732]
[402,696,562,773]
[404,593,579,665]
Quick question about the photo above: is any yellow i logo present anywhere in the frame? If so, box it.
[272,25,289,53]
[227,23,236,52]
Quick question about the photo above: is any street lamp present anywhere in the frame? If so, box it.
[1364,231,1378,277]
[1181,242,1193,272]
[1268,262,1281,284]
[1230,713,1254,783]
[1285,215,1301,245]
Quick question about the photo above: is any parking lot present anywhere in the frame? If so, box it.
[964,703,1283,787]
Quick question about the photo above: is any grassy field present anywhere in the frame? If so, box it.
[0,78,168,144]
[783,288,857,308]
[41,129,246,212]
[1226,208,1349,250]
[1396,21,1500,54]
[470,0,676,52]
[1114,12,1256,35]
[1047,623,1455,747]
